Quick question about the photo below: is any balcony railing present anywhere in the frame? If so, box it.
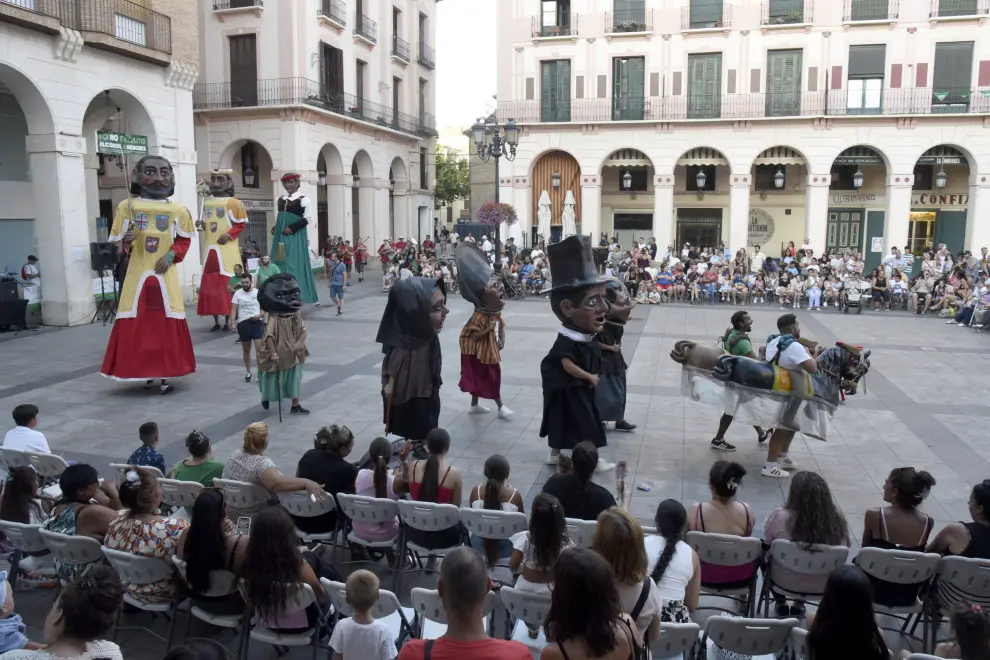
[354,13,376,43]
[0,0,63,34]
[418,42,435,69]
[392,34,409,61]
[66,0,171,56]
[931,0,990,17]
[318,0,345,26]
[213,0,263,9]
[682,2,730,29]
[761,0,813,24]
[192,78,435,138]
[606,8,652,33]
[497,87,990,124]
[844,0,898,20]
[531,13,577,37]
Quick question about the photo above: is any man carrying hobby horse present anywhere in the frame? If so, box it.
[710,310,773,453]
[761,313,817,479]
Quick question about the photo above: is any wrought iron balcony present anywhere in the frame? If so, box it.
[843,0,898,20]
[67,0,172,65]
[531,13,577,38]
[353,12,376,43]
[418,42,435,69]
[681,3,729,29]
[392,34,410,61]
[317,0,345,26]
[761,0,813,25]
[213,0,263,10]
[930,0,989,17]
[0,0,63,34]
[606,8,651,33]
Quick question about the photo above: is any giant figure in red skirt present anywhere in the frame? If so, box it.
[196,169,247,330]
[100,155,196,394]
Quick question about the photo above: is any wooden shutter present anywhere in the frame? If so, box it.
[541,60,571,121]
[688,53,721,118]
[690,0,723,27]
[933,42,974,91]
[766,49,802,116]
[229,34,258,106]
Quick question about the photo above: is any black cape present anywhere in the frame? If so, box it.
[540,333,607,450]
[597,324,626,376]
[596,324,627,422]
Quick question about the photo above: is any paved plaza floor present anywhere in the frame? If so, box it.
[1,276,988,657]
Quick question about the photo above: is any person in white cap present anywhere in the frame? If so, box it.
[481,234,494,262]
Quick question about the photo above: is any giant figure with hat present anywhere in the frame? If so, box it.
[272,173,319,304]
[256,273,310,416]
[100,155,196,394]
[597,280,637,433]
[540,235,614,470]
[457,242,513,419]
[197,169,247,330]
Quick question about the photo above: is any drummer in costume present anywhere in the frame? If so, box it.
[100,155,196,394]
[377,278,448,454]
[197,169,247,331]
[596,280,636,432]
[272,173,319,305]
[457,242,513,419]
[540,235,615,471]
[256,273,310,415]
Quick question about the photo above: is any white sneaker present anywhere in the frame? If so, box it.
[946,319,957,324]
[762,464,791,478]
[958,322,968,327]
[778,457,800,470]
[498,406,514,418]
[595,459,616,473]
[546,453,559,465]
[468,404,491,414]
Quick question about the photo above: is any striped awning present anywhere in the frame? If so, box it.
[833,146,884,165]
[603,148,653,168]
[677,147,727,166]
[753,147,805,166]
[918,145,966,166]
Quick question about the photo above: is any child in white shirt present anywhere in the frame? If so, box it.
[330,570,397,660]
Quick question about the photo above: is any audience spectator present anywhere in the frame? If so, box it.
[125,422,166,475]
[329,570,397,660]
[688,461,756,587]
[541,547,642,660]
[43,464,122,582]
[352,438,409,565]
[0,569,44,653]
[468,454,525,567]
[407,429,463,562]
[104,468,186,604]
[931,604,990,660]
[646,499,700,623]
[542,442,616,521]
[510,492,572,608]
[928,480,990,561]
[806,565,889,660]
[221,422,326,519]
[0,467,52,575]
[162,641,227,660]
[0,566,124,660]
[293,425,358,535]
[764,471,850,617]
[591,509,662,643]
[169,430,225,489]
[242,506,338,634]
[398,547,530,660]
[3,404,50,454]
[175,489,245,615]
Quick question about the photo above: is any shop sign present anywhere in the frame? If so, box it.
[96,131,148,156]
[831,193,879,204]
[917,156,963,165]
[242,200,275,211]
[911,193,969,207]
[747,208,775,245]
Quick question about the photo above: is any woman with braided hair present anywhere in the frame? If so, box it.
[646,499,700,623]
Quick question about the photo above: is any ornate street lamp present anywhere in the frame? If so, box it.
[695,168,707,190]
[852,167,864,189]
[243,168,256,187]
[552,170,561,189]
[472,117,520,254]
[774,168,785,189]
[318,170,327,186]
[935,165,948,189]
[622,171,632,190]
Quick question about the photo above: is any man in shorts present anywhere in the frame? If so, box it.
[341,240,354,279]
[231,272,264,382]
[328,252,348,316]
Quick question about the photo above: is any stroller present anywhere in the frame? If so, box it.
[841,277,872,314]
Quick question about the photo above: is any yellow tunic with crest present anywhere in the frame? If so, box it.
[109,198,195,319]
[201,197,247,275]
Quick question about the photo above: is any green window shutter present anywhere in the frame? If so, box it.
[932,41,974,111]
[613,57,645,120]
[766,50,802,116]
[688,53,721,118]
[614,0,644,25]
[769,0,803,21]
[541,60,571,122]
[851,0,888,20]
[691,0,723,28]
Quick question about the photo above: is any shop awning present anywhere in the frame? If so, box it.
[833,146,884,165]
[753,147,805,166]
[603,148,653,168]
[917,145,966,165]
[677,147,728,167]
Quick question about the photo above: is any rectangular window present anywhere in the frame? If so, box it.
[933,41,974,112]
[612,56,645,120]
[115,13,147,46]
[754,165,785,191]
[913,164,934,191]
[687,52,722,119]
[850,0,889,20]
[618,168,648,192]
[229,34,258,107]
[765,49,802,117]
[938,0,979,17]
[320,43,344,108]
[392,76,401,124]
[768,0,805,23]
[686,165,716,192]
[847,44,885,114]
[240,143,259,189]
[829,165,859,191]
[541,60,571,122]
[613,0,646,30]
[541,0,572,36]
[689,0,723,28]
[420,146,428,190]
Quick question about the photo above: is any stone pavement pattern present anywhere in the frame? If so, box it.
[1,278,988,658]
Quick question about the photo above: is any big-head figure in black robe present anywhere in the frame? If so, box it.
[596,280,637,431]
[540,235,609,451]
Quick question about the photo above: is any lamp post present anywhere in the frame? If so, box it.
[935,165,948,189]
[472,117,519,254]
[852,167,864,190]
[243,168,256,187]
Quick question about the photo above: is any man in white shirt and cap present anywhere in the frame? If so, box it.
[481,235,494,263]
[20,255,40,301]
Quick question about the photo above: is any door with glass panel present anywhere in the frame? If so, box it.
[613,57,645,120]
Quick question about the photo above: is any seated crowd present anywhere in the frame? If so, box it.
[3,403,990,660]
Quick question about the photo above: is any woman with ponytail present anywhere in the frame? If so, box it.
[646,500,700,623]
[543,441,616,521]
[408,429,462,566]
[293,425,358,535]
[468,454,525,567]
[353,437,410,545]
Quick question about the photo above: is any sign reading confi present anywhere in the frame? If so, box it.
[912,193,969,207]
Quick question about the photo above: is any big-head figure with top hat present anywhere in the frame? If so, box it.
[272,173,319,304]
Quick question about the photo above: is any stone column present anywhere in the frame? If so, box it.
[653,174,675,253]
[966,174,990,252]
[580,172,601,239]
[804,174,832,255]
[393,185,409,241]
[374,180,390,248]
[341,174,354,242]
[26,133,93,326]
[326,175,348,239]
[728,174,752,254]
[885,173,915,255]
[358,178,376,244]
[512,176,531,246]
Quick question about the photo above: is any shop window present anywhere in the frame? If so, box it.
[618,168,648,192]
[829,165,859,191]
[913,164,933,191]
[754,165,785,191]
[686,165,716,192]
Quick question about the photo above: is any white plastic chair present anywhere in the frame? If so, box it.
[499,586,552,654]
[459,507,528,568]
[158,479,203,513]
[788,627,809,659]
[101,547,180,645]
[277,490,339,546]
[320,578,415,644]
[686,531,764,616]
[334,493,403,567]
[241,581,329,660]
[171,556,243,651]
[760,539,849,616]
[652,622,700,659]
[39,529,104,584]
[109,463,165,480]
[922,556,990,652]
[3,449,69,478]
[212,478,270,514]
[395,500,462,591]
[0,522,47,589]
[410,587,496,639]
[564,518,597,548]
[701,616,799,659]
[0,448,30,470]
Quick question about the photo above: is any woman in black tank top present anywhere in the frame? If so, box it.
[928,480,990,559]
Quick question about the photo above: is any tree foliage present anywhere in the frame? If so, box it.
[434,145,470,208]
